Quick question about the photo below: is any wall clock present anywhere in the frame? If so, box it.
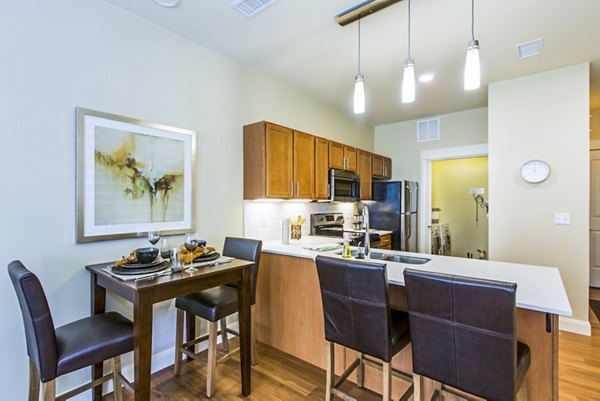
[520,160,550,183]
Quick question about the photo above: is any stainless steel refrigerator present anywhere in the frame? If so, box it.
[370,181,419,252]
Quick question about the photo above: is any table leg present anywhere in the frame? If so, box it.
[134,294,153,401]
[185,311,196,361]
[90,273,106,401]
[238,266,252,396]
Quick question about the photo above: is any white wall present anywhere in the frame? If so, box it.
[488,64,590,329]
[374,108,488,180]
[0,0,372,399]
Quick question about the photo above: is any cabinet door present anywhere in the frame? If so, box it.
[293,131,315,199]
[344,146,357,172]
[357,149,372,200]
[315,137,330,200]
[383,157,392,179]
[329,141,345,169]
[372,154,384,177]
[266,124,293,198]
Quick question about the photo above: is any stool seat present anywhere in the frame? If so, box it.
[175,286,238,323]
[516,342,531,390]
[56,312,134,377]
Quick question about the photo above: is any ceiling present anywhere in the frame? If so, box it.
[104,0,600,126]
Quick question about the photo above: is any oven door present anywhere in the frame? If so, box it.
[330,169,360,202]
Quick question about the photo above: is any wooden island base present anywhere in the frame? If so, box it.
[255,253,558,401]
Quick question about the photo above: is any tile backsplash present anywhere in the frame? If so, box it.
[243,201,358,241]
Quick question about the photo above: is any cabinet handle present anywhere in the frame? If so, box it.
[290,180,294,196]
[296,182,300,196]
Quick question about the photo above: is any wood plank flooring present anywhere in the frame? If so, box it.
[107,305,600,400]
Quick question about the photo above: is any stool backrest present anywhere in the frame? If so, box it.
[404,268,518,401]
[8,260,58,382]
[222,237,262,303]
[315,256,393,362]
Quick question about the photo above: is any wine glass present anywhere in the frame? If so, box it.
[184,233,198,273]
[148,230,160,248]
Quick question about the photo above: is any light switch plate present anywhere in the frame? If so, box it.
[554,212,570,225]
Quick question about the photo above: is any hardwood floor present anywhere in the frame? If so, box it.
[108,313,600,401]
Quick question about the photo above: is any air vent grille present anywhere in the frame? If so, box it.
[231,0,278,17]
[417,118,440,142]
[515,38,544,59]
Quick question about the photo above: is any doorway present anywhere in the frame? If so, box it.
[431,157,488,258]
[419,144,488,254]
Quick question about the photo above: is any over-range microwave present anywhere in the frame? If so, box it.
[329,169,360,202]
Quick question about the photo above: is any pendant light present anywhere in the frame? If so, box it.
[402,0,415,103]
[464,0,480,90]
[353,16,365,114]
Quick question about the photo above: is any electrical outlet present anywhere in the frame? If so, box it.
[554,212,570,225]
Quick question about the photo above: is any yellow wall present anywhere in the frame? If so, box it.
[489,64,589,326]
[432,157,489,258]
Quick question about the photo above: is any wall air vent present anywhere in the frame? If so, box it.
[231,0,279,17]
[417,118,440,142]
[515,38,544,59]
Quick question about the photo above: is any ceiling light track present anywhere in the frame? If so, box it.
[336,0,403,26]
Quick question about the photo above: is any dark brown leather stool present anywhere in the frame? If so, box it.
[403,268,531,401]
[315,256,414,401]
[8,260,134,401]
[174,237,262,398]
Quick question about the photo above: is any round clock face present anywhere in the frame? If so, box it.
[521,160,550,183]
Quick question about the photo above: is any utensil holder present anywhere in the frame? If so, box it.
[291,224,302,240]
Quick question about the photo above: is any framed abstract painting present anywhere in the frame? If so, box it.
[76,108,196,242]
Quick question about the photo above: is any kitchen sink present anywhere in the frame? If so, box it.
[334,250,430,264]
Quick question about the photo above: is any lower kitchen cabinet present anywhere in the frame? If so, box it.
[378,234,392,249]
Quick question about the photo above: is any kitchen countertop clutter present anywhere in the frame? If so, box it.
[262,236,572,317]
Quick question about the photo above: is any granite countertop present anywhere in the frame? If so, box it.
[261,236,572,317]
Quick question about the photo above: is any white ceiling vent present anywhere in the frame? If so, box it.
[515,38,544,59]
[417,118,440,142]
[231,0,279,17]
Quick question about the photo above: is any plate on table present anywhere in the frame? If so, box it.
[111,260,170,275]
[193,251,220,262]
[116,257,164,269]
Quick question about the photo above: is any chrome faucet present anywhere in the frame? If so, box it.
[362,206,370,259]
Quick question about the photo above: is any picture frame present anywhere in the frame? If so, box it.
[76,107,196,243]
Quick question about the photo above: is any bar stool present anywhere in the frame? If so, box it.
[8,260,134,401]
[173,237,262,398]
[315,256,414,401]
[403,268,531,401]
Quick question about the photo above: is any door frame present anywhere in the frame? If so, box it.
[419,143,489,254]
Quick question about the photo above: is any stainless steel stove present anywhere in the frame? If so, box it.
[311,212,380,247]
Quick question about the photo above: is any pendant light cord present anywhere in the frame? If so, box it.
[471,0,475,41]
[407,0,411,58]
[357,16,361,75]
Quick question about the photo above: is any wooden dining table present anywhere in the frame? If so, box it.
[86,258,254,401]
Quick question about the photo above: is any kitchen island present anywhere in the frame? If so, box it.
[254,237,571,401]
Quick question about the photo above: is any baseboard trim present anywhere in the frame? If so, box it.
[559,316,591,336]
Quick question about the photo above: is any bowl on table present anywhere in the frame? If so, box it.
[136,247,159,264]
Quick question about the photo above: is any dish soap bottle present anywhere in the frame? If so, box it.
[342,238,352,258]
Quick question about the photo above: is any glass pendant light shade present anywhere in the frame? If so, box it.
[464,39,480,90]
[402,59,416,103]
[354,74,365,114]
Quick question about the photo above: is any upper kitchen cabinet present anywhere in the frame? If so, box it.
[329,142,357,172]
[357,149,372,200]
[314,137,329,200]
[244,122,293,199]
[244,121,317,199]
[293,130,315,199]
[372,154,392,180]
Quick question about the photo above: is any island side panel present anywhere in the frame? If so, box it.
[254,253,346,375]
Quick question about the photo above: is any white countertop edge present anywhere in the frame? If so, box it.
[261,238,573,317]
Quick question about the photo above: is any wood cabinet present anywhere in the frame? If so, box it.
[378,234,392,250]
[329,142,357,172]
[314,137,330,200]
[244,121,315,199]
[292,131,315,199]
[373,154,392,179]
[357,149,372,200]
